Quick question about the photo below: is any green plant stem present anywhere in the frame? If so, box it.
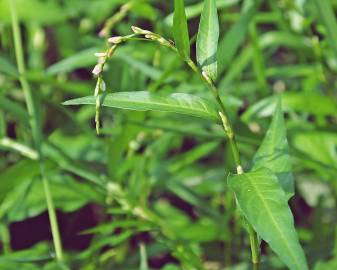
[186,58,261,265]
[9,0,63,261]
[102,31,261,265]
[0,223,11,254]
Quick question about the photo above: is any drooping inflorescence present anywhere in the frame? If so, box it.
[92,26,176,134]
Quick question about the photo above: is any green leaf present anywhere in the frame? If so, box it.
[165,0,240,26]
[252,100,294,198]
[0,160,39,204]
[313,0,337,58]
[241,93,337,121]
[63,91,219,121]
[218,0,261,75]
[173,0,190,60]
[0,0,66,25]
[228,168,308,270]
[196,0,219,81]
[0,55,18,77]
[46,47,98,75]
[293,132,337,167]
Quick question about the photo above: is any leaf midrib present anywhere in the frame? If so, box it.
[104,95,215,116]
[244,172,302,270]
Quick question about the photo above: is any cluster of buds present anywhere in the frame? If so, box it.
[92,45,118,134]
[91,26,176,135]
[131,26,175,50]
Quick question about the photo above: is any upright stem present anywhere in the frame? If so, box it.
[9,0,63,261]
[186,59,261,265]
[97,30,261,265]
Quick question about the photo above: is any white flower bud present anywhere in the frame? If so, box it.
[108,36,123,44]
[145,34,157,40]
[98,57,105,64]
[131,26,152,35]
[92,64,103,76]
[94,52,107,57]
[131,26,143,34]
[100,79,106,91]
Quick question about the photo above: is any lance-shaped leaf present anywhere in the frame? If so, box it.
[63,91,219,121]
[228,168,308,270]
[173,0,190,60]
[252,100,294,198]
[196,0,219,81]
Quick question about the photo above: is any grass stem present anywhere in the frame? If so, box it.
[186,57,261,266]
[9,0,63,261]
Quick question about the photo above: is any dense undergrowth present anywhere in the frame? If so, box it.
[0,0,337,269]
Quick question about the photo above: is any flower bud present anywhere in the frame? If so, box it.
[131,26,152,35]
[108,36,124,44]
[100,79,106,91]
[94,52,107,57]
[92,63,103,76]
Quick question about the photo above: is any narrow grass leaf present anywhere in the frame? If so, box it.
[313,0,337,58]
[252,100,294,198]
[241,93,337,121]
[46,48,98,74]
[63,91,219,121]
[165,0,240,26]
[228,168,308,270]
[196,0,219,81]
[173,0,190,60]
[217,0,261,75]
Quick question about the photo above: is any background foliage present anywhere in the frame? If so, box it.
[0,0,337,269]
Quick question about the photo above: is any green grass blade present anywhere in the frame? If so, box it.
[228,168,308,270]
[196,0,219,81]
[164,0,239,26]
[217,0,261,75]
[252,100,294,198]
[173,0,190,60]
[63,91,219,121]
[313,0,337,58]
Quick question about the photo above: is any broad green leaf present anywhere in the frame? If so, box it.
[173,0,190,60]
[63,91,219,121]
[293,132,337,167]
[218,0,261,75]
[196,0,219,81]
[252,100,294,198]
[228,168,308,270]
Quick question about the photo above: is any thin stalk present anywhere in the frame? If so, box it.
[186,58,261,265]
[9,0,63,261]
[99,30,261,264]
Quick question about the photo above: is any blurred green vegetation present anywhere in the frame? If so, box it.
[0,0,336,269]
